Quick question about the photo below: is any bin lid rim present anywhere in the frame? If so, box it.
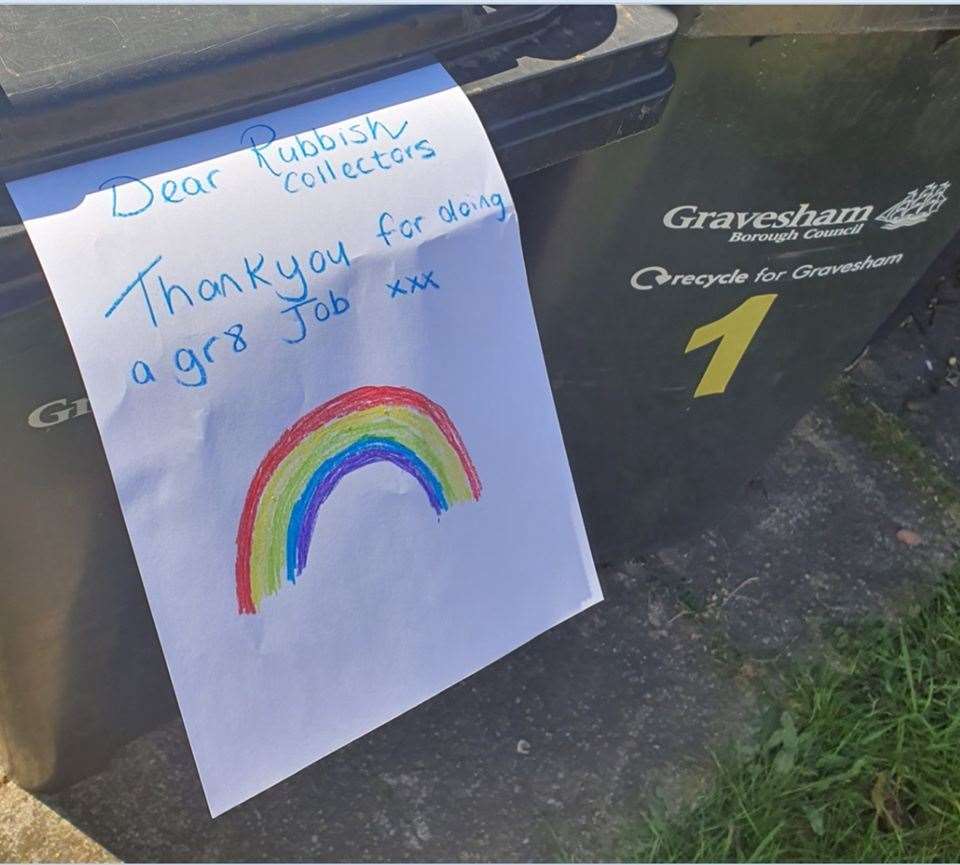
[0,4,558,110]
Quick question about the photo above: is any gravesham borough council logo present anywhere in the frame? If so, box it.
[876,182,950,230]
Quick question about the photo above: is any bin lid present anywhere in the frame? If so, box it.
[0,4,553,108]
[0,4,557,177]
[0,5,676,182]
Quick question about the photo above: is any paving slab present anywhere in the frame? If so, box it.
[0,778,115,864]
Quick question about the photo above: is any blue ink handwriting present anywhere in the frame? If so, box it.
[279,290,351,344]
[387,271,439,299]
[99,170,221,218]
[240,115,436,195]
[439,192,508,224]
[376,211,426,247]
[130,323,248,389]
[105,243,351,329]
[374,192,511,248]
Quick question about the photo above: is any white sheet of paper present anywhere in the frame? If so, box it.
[8,63,602,816]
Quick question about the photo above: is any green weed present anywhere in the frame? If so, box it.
[615,561,960,862]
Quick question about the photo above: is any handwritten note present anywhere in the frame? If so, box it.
[8,64,602,816]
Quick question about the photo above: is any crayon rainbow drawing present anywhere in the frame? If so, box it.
[235,385,482,614]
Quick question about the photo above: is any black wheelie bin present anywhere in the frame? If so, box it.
[0,4,677,792]
[516,3,960,558]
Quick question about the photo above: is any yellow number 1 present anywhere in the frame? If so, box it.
[685,294,777,398]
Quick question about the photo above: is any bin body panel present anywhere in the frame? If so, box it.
[514,27,960,557]
[0,301,176,790]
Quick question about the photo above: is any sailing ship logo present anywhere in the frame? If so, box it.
[876,182,950,230]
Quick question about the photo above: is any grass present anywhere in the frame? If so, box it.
[826,377,960,528]
[614,560,960,862]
